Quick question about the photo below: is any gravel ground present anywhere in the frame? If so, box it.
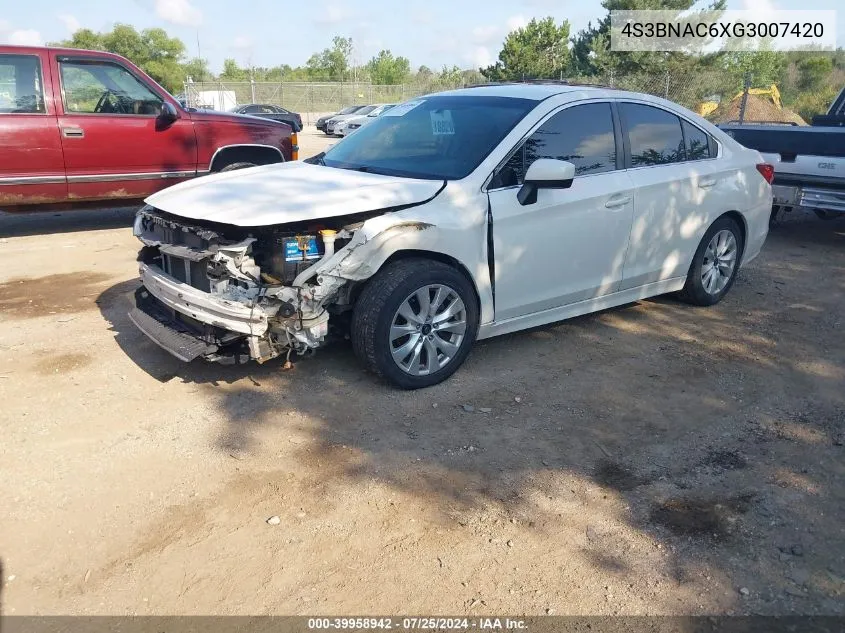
[0,160,843,616]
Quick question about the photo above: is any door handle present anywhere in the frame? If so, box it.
[605,196,631,209]
[62,126,85,138]
[699,178,717,188]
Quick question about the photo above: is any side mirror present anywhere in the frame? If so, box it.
[158,102,180,124]
[517,159,576,206]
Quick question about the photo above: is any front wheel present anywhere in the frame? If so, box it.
[678,216,744,306]
[219,161,256,172]
[351,259,479,389]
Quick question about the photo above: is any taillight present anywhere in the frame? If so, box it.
[756,163,774,184]
[291,132,299,161]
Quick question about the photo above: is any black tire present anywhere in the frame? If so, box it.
[219,161,256,172]
[677,216,744,306]
[351,258,479,389]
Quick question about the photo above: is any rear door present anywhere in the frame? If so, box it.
[0,50,67,208]
[52,53,197,202]
[617,101,723,289]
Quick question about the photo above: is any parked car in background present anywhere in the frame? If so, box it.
[230,104,303,132]
[0,45,297,212]
[128,84,772,389]
[325,104,379,135]
[315,105,365,133]
[334,103,396,136]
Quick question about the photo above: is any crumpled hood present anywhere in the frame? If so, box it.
[145,161,444,227]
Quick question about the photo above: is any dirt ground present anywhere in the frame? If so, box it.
[1,140,843,616]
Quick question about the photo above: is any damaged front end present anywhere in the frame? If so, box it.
[129,205,369,364]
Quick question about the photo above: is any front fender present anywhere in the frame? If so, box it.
[307,198,495,324]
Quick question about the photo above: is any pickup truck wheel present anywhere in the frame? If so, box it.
[219,162,256,172]
[351,259,479,389]
[678,216,744,307]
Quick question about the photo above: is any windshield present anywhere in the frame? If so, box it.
[355,105,377,116]
[322,95,535,180]
[339,105,362,115]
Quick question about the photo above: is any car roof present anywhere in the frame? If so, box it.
[0,44,129,61]
[431,83,610,101]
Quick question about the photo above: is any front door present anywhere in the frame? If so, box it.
[53,54,197,202]
[487,101,635,321]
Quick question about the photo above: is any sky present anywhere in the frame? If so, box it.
[0,0,841,74]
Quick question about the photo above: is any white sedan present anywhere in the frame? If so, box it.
[334,103,396,136]
[325,104,379,135]
[131,84,772,389]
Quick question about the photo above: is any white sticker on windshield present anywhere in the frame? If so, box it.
[430,110,455,135]
[383,99,424,117]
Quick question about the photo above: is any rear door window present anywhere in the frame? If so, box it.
[620,102,686,166]
[0,54,45,114]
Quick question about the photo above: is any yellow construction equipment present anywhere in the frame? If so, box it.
[698,84,782,118]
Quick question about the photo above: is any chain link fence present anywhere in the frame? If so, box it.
[183,71,809,126]
[182,80,467,124]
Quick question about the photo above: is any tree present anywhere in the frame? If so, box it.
[720,50,785,88]
[305,36,353,81]
[220,58,249,81]
[53,24,186,92]
[438,65,465,86]
[569,0,726,77]
[416,65,434,80]
[181,57,212,83]
[366,50,411,85]
[796,56,834,91]
[481,17,570,81]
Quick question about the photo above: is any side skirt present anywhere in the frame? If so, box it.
[477,277,686,340]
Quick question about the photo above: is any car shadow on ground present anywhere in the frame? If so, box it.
[0,207,137,239]
[97,216,845,615]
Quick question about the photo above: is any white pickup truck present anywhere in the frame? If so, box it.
[720,87,845,222]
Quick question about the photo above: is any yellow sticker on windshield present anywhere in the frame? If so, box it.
[430,110,455,135]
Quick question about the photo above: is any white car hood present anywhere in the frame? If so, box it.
[145,161,444,227]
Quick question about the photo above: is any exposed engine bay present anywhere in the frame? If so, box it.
[131,205,379,364]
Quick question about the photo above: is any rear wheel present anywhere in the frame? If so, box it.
[678,216,744,306]
[351,259,479,389]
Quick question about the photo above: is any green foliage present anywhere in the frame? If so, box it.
[306,36,353,81]
[789,84,839,121]
[366,50,411,85]
[53,24,185,92]
[180,57,212,83]
[220,58,249,81]
[481,17,570,81]
[720,50,785,88]
[569,0,726,76]
[795,56,834,91]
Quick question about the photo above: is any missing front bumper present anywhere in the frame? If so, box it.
[129,287,250,363]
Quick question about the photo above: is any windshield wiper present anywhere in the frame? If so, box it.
[305,152,326,166]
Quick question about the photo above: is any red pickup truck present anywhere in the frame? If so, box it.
[0,45,298,212]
